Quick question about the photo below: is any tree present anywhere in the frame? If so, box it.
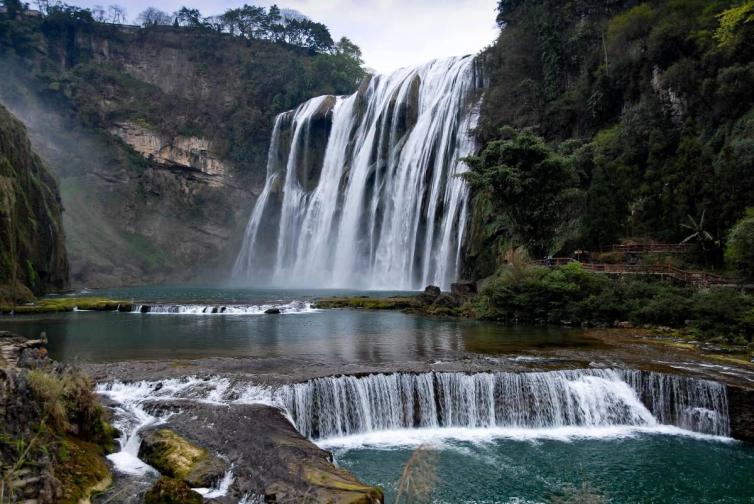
[91,4,106,22]
[335,37,363,63]
[106,4,126,24]
[137,7,171,27]
[681,210,719,265]
[726,208,754,280]
[174,6,201,28]
[463,128,581,257]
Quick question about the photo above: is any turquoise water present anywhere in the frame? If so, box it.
[332,433,754,503]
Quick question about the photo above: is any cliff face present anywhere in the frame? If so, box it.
[0,104,68,302]
[0,20,363,287]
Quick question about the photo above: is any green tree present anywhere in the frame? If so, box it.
[726,208,754,280]
[464,128,581,257]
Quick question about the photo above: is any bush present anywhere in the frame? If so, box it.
[477,263,752,342]
[726,208,754,280]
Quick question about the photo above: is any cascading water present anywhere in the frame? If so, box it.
[232,56,483,290]
[278,370,730,439]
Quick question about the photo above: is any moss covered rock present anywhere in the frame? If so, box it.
[138,429,227,487]
[143,477,203,504]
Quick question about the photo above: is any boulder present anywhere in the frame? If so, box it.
[450,281,477,299]
[264,308,281,314]
[138,429,227,487]
[413,285,441,306]
[432,293,462,309]
[144,477,203,504]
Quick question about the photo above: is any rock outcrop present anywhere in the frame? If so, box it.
[0,21,362,287]
[728,385,754,443]
[138,428,228,488]
[151,402,384,503]
[0,332,115,503]
[0,104,68,302]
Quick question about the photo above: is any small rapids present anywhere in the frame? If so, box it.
[97,369,730,471]
[129,301,316,315]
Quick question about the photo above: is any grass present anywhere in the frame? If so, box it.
[312,296,415,310]
[0,297,130,314]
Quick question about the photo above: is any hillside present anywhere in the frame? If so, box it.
[0,103,68,302]
[466,0,754,279]
[0,4,364,286]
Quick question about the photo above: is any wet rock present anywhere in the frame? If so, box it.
[413,285,441,306]
[138,429,227,487]
[264,308,281,314]
[729,385,754,442]
[433,293,462,309]
[450,281,477,299]
[144,477,203,504]
[161,403,383,503]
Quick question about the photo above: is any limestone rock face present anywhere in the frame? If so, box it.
[110,122,227,183]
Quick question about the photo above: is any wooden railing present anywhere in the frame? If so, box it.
[597,243,690,254]
[530,259,733,288]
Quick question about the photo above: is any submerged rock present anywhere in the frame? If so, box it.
[144,477,203,504]
[138,429,227,487]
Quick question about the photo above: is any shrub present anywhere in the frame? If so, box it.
[725,208,754,280]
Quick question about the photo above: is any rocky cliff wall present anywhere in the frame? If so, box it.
[0,21,363,286]
[0,103,68,301]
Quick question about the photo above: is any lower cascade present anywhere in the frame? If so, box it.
[232,56,483,290]
[278,370,730,439]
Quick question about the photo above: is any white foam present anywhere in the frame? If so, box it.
[130,301,318,315]
[193,468,234,498]
[318,425,734,450]
[106,451,157,476]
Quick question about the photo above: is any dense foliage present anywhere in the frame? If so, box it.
[473,0,754,268]
[477,262,754,343]
[726,208,754,280]
[464,128,581,257]
[0,1,365,177]
[0,103,68,303]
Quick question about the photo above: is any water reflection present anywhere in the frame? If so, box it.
[0,310,602,363]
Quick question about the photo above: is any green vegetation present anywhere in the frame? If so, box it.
[476,262,754,344]
[473,0,754,269]
[144,477,203,504]
[1,367,115,503]
[726,208,754,280]
[0,296,128,314]
[313,296,415,310]
[464,128,581,257]
[0,103,68,305]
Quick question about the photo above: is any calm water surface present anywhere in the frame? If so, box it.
[0,286,598,362]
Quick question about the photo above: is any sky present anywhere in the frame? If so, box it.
[67,0,501,73]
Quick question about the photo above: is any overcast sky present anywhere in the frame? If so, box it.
[68,0,501,73]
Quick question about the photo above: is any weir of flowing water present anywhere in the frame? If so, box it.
[232,56,483,290]
[278,370,730,439]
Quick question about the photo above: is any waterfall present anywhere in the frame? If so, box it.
[278,370,730,439]
[232,56,482,290]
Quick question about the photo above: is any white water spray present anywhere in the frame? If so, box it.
[232,56,482,290]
